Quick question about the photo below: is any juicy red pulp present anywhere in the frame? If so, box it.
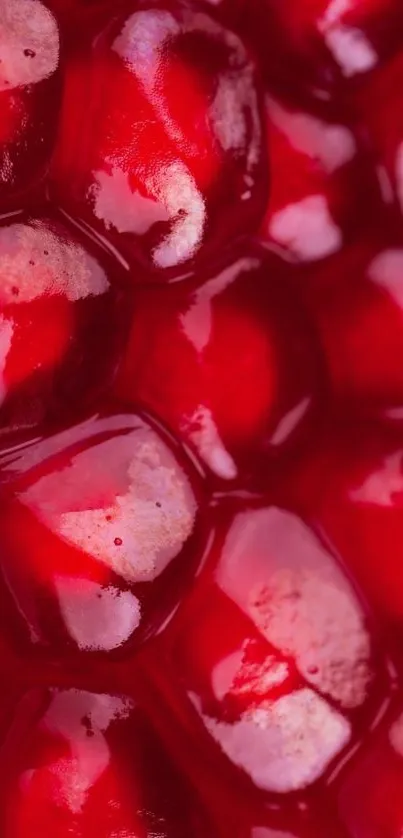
[0,1,402,838]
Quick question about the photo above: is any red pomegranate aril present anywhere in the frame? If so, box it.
[247,0,403,101]
[115,249,320,481]
[0,410,203,655]
[2,687,214,838]
[50,0,268,279]
[0,214,126,433]
[286,423,403,623]
[349,51,403,225]
[156,502,381,795]
[0,0,61,201]
[300,236,403,414]
[260,94,381,262]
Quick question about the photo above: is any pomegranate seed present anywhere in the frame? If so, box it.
[0,410,204,654]
[260,94,380,261]
[0,214,126,433]
[50,0,268,278]
[0,0,61,201]
[115,249,321,481]
[2,687,214,837]
[158,501,383,795]
[246,0,403,100]
[301,235,403,415]
[350,51,403,227]
[286,422,403,622]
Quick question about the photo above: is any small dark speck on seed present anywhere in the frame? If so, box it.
[24,48,36,58]
[11,286,19,296]
[43,250,49,256]
[114,537,123,546]
[156,502,161,508]
[82,714,94,737]
[29,259,35,266]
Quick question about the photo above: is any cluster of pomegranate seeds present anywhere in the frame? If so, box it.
[1,0,403,835]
